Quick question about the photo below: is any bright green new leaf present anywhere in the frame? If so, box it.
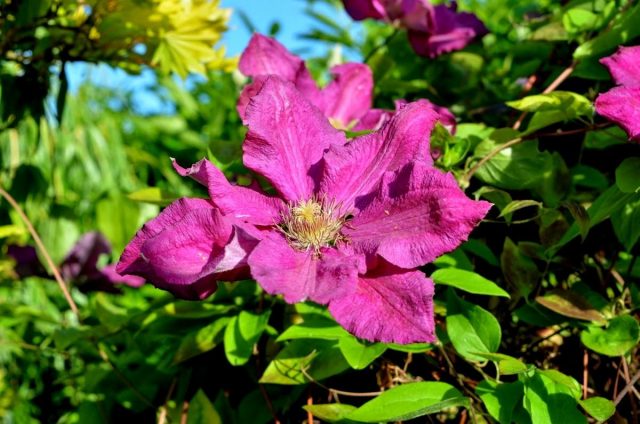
[446,290,502,361]
[523,371,587,424]
[346,382,469,422]
[581,315,640,356]
[432,268,509,298]
[260,339,350,385]
[477,380,524,424]
[224,310,271,366]
[579,397,616,422]
[303,404,357,422]
[338,336,386,370]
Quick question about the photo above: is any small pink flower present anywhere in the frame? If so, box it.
[595,46,640,142]
[238,33,378,130]
[118,77,490,343]
[238,33,456,132]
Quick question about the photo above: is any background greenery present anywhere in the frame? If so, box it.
[1,0,639,422]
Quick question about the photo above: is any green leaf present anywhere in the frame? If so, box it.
[506,92,587,113]
[498,200,542,218]
[615,157,640,193]
[509,92,592,133]
[473,352,528,375]
[277,316,349,341]
[346,382,469,422]
[224,310,271,366]
[563,201,590,241]
[611,197,640,250]
[501,238,540,298]
[474,132,556,191]
[579,397,616,422]
[446,290,502,361]
[574,3,640,59]
[535,289,605,322]
[187,390,222,424]
[173,317,231,364]
[562,8,598,34]
[260,339,350,385]
[571,165,609,190]
[477,380,524,424]
[580,315,640,356]
[431,268,509,298]
[338,336,386,370]
[127,187,179,205]
[303,404,357,422]
[552,185,638,251]
[537,369,582,399]
[523,371,587,424]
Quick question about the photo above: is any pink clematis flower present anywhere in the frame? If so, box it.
[238,33,456,132]
[238,33,379,131]
[342,0,487,58]
[118,77,490,343]
[594,46,640,142]
[405,2,488,58]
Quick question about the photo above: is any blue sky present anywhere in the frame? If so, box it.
[65,0,356,114]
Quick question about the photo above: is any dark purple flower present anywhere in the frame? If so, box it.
[61,232,145,289]
[595,46,640,142]
[405,2,488,58]
[7,245,46,278]
[118,77,490,343]
[342,0,487,58]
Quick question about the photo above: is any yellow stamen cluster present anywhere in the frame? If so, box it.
[278,197,345,252]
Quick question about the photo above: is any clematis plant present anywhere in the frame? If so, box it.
[238,33,455,131]
[594,45,640,142]
[117,77,490,343]
[343,0,487,58]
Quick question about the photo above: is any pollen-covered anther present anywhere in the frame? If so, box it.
[277,197,345,252]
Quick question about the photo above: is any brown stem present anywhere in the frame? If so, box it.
[0,186,79,317]
[300,367,382,397]
[582,350,588,400]
[307,388,314,424]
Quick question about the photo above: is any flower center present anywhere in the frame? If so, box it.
[278,197,345,252]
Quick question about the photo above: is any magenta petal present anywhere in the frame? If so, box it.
[600,46,640,87]
[351,108,393,132]
[173,158,284,225]
[320,100,439,210]
[101,264,145,288]
[329,261,435,344]
[595,86,640,142]
[243,77,347,201]
[320,64,374,128]
[343,0,386,20]
[407,4,487,58]
[247,232,361,304]
[117,198,214,276]
[239,33,304,81]
[237,77,267,121]
[140,208,258,299]
[344,162,492,268]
